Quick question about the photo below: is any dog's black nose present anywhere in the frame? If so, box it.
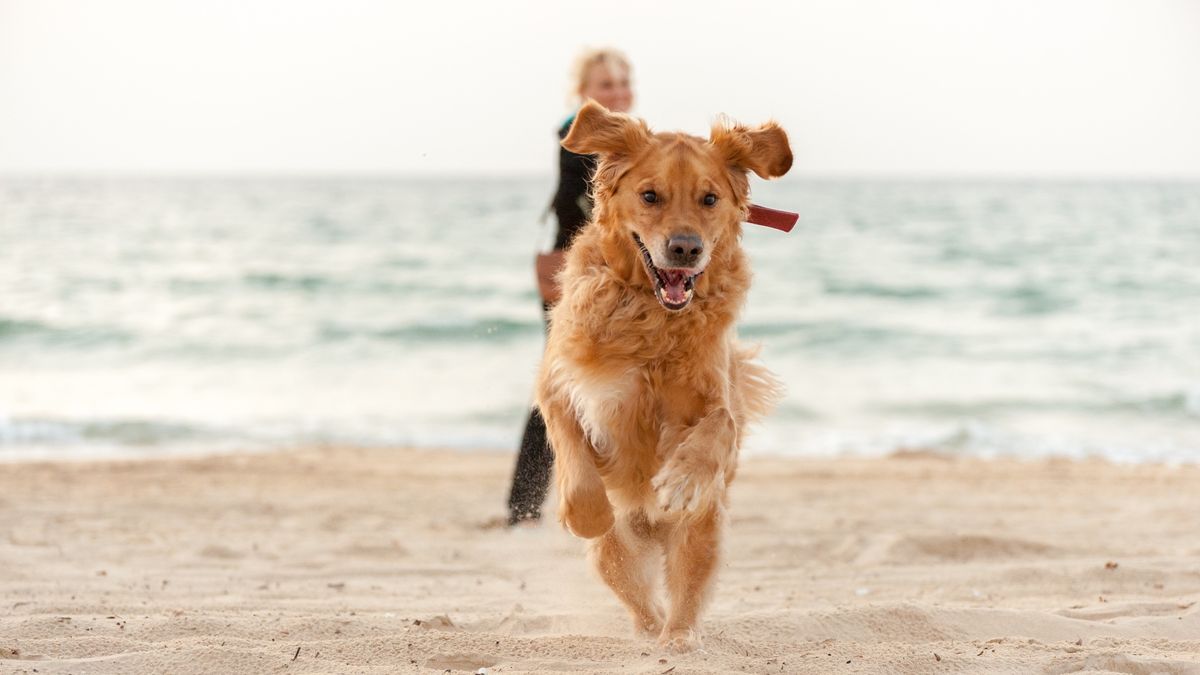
[665,233,703,267]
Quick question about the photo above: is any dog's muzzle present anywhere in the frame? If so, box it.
[632,233,704,311]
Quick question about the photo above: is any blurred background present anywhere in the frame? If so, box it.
[1,0,1198,462]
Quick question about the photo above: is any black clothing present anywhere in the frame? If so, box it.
[507,117,596,525]
[550,118,598,251]
[507,407,552,525]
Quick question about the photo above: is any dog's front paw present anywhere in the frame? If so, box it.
[651,459,721,514]
[559,479,615,539]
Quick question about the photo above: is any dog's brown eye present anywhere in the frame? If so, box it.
[702,193,718,206]
[641,190,658,204]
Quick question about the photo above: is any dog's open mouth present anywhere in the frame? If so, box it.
[632,233,703,311]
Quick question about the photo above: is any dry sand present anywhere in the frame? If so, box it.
[1,447,1198,674]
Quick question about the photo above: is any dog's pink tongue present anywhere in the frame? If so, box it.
[662,271,687,304]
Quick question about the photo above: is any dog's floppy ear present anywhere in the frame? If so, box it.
[562,99,651,157]
[709,119,793,179]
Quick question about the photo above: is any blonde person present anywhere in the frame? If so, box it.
[507,48,635,526]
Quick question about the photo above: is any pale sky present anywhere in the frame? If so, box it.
[1,0,1198,178]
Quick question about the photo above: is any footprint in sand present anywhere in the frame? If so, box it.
[424,653,495,671]
[883,533,1058,563]
[1057,600,1197,621]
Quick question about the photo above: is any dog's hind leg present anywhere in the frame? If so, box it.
[589,510,665,637]
[658,506,722,653]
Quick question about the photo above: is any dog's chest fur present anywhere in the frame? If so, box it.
[558,363,643,456]
[550,336,718,462]
[544,241,744,463]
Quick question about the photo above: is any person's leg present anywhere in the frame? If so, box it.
[507,406,554,525]
[507,303,556,525]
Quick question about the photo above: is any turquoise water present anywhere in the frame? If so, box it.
[1,177,1198,461]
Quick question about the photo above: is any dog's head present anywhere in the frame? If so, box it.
[563,100,791,311]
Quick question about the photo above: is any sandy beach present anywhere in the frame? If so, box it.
[1,447,1198,674]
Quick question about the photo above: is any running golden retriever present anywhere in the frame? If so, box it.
[535,101,792,652]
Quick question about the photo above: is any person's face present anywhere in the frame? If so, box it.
[581,64,633,113]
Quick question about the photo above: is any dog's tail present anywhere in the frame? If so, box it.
[731,342,784,425]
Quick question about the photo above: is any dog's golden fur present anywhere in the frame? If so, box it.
[534,101,791,652]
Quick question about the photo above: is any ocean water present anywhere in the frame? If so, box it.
[1,176,1198,462]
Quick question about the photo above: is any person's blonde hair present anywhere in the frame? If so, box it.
[570,48,632,101]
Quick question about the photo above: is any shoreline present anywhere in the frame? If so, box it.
[3,439,1199,467]
[2,447,1198,673]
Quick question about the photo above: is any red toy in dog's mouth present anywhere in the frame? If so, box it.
[632,233,703,311]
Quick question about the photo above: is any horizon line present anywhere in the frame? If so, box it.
[2,169,1199,184]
